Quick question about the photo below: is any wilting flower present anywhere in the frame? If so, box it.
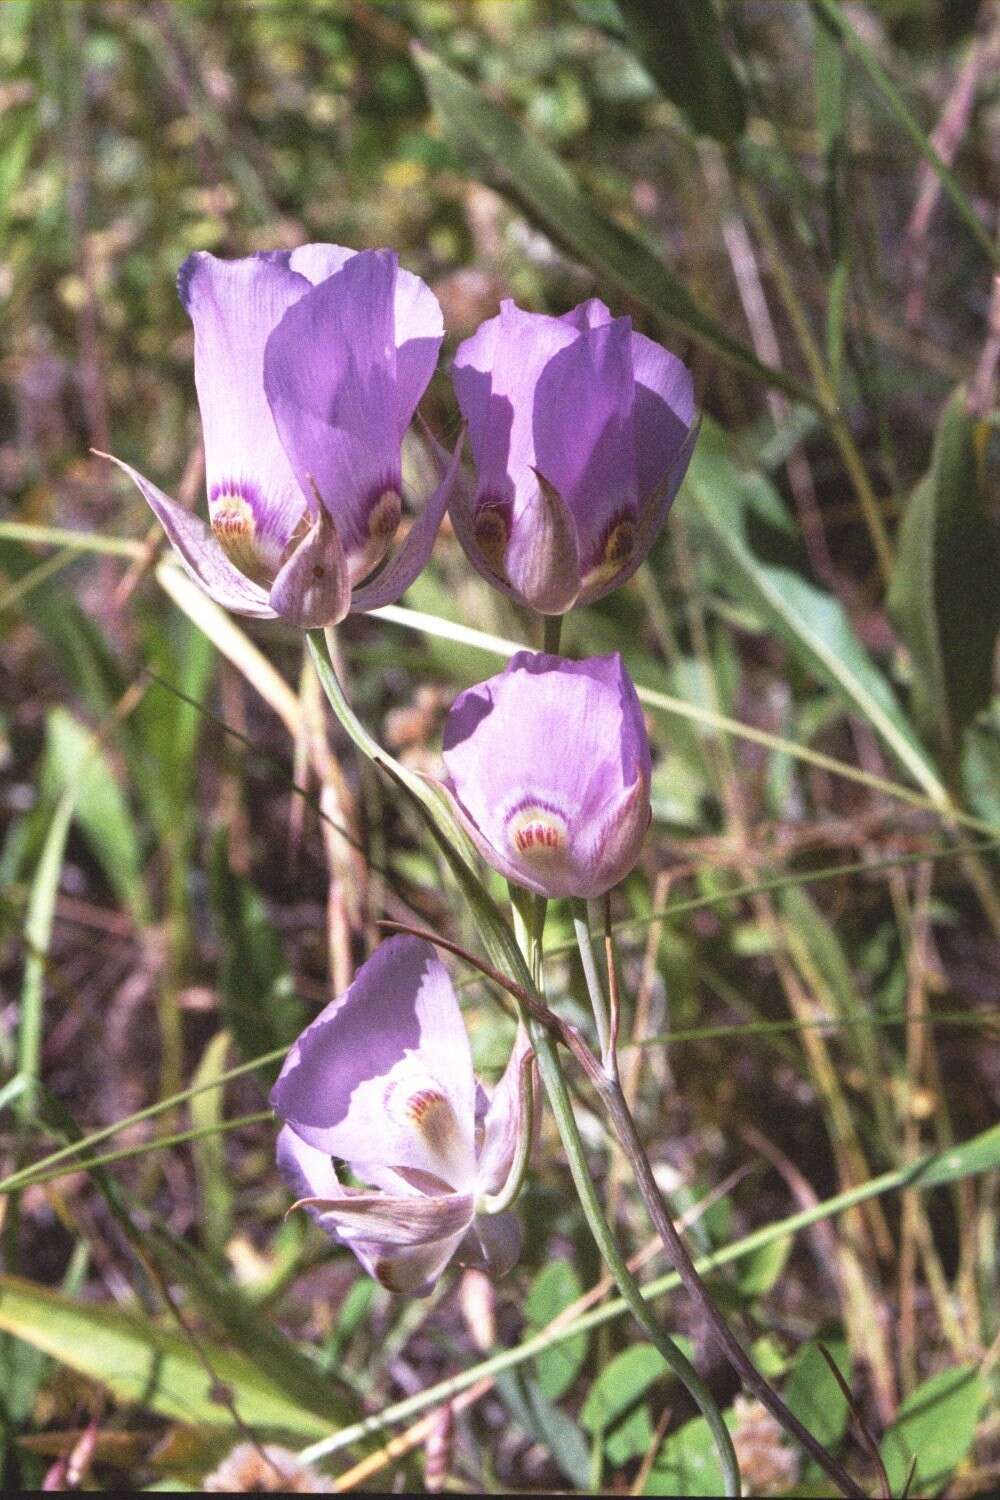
[448,297,696,614]
[441,651,651,899]
[103,244,461,628]
[271,936,531,1296]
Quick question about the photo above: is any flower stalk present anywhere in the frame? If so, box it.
[511,886,743,1498]
[585,914,869,1500]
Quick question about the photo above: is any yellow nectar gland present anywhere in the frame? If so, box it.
[351,488,402,581]
[473,505,509,575]
[211,492,272,586]
[581,517,636,591]
[507,803,568,861]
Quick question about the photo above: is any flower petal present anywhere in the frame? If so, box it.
[456,1211,522,1279]
[276,1123,343,1231]
[391,265,444,435]
[353,1233,470,1297]
[285,243,356,283]
[531,313,638,563]
[630,330,696,506]
[559,297,615,331]
[476,1023,536,1196]
[452,301,577,514]
[442,652,650,899]
[99,452,276,618]
[447,482,523,603]
[577,417,699,606]
[287,243,443,434]
[566,774,650,899]
[263,250,401,570]
[178,251,309,562]
[348,427,464,613]
[270,936,477,1189]
[269,506,351,628]
[503,468,580,615]
[292,1189,475,1247]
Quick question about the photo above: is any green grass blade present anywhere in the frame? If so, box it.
[888,386,1000,767]
[0,1276,336,1439]
[413,44,813,403]
[615,0,746,143]
[810,0,998,267]
[298,1118,1000,1462]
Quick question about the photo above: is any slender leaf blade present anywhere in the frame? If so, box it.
[889,386,1000,765]
[684,421,944,804]
[616,0,746,142]
[0,1276,334,1437]
[414,45,812,402]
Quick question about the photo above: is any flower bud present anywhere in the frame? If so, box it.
[449,298,696,613]
[441,651,651,899]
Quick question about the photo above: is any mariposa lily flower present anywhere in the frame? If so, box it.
[449,297,696,614]
[101,244,461,628]
[441,651,651,900]
[271,936,532,1296]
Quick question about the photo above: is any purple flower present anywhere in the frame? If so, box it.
[271,936,531,1296]
[449,297,696,614]
[103,245,461,628]
[441,651,651,899]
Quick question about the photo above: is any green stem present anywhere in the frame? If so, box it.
[571,898,612,1064]
[542,613,563,654]
[591,923,867,1499]
[311,626,734,1492]
[513,888,742,1498]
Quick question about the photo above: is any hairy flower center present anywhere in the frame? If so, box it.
[386,1078,471,1186]
[473,505,509,575]
[581,517,636,590]
[506,801,568,862]
[211,492,276,587]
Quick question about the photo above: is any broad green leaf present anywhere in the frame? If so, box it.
[783,1335,852,1451]
[615,0,746,142]
[962,717,1000,830]
[889,387,1000,766]
[684,421,944,806]
[414,47,810,401]
[644,1411,737,1496]
[0,1276,333,1437]
[580,1340,681,1433]
[880,1364,985,1497]
[525,1260,587,1400]
[132,608,215,838]
[17,778,82,1123]
[606,1402,655,1465]
[40,707,147,921]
